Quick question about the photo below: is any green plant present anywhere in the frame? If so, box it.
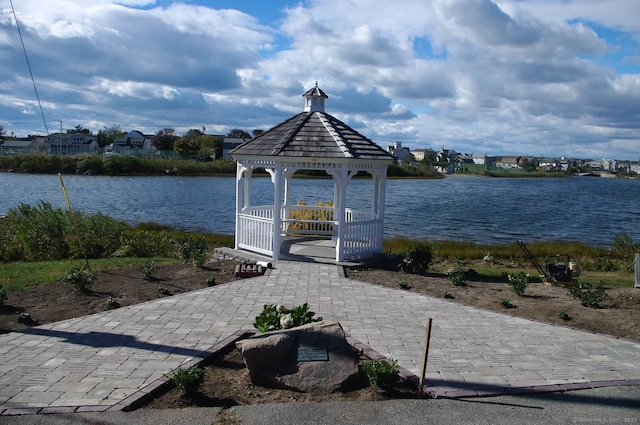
[559,311,571,321]
[253,303,323,334]
[115,230,173,258]
[500,299,516,309]
[140,260,157,280]
[107,296,120,309]
[443,291,455,299]
[206,276,216,286]
[158,286,171,296]
[447,270,466,287]
[398,281,410,290]
[0,284,7,307]
[400,243,433,274]
[612,232,639,261]
[17,312,34,324]
[360,358,398,387]
[507,272,529,296]
[63,265,96,292]
[164,366,206,396]
[567,280,606,308]
[178,234,208,267]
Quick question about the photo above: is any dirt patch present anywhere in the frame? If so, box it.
[0,260,242,334]
[142,343,423,410]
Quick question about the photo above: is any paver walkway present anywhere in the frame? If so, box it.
[1,261,639,415]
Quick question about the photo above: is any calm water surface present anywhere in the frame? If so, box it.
[1,173,638,247]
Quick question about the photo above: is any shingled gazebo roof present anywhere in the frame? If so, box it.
[230,85,393,161]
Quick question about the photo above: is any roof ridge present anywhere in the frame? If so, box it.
[316,113,354,158]
[268,112,311,156]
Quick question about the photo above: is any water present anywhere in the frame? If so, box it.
[1,173,638,247]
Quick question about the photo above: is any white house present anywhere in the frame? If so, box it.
[46,132,99,155]
[110,130,155,157]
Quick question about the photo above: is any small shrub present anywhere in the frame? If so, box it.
[507,272,529,296]
[398,281,410,290]
[400,243,433,274]
[63,266,96,292]
[164,366,205,396]
[500,299,516,309]
[158,286,171,296]
[0,285,7,307]
[361,358,398,387]
[106,296,120,309]
[559,311,571,321]
[443,291,455,299]
[253,303,322,334]
[178,233,208,267]
[447,270,466,287]
[206,276,216,286]
[17,312,34,324]
[567,280,606,308]
[140,260,157,281]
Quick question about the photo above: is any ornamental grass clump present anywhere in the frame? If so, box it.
[253,303,323,334]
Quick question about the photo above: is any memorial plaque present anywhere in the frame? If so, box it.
[297,346,328,362]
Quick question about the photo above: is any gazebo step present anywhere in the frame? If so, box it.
[235,263,266,277]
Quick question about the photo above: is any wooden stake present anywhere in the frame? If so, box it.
[419,318,433,393]
[634,253,639,289]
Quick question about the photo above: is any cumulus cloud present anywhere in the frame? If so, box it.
[0,0,638,159]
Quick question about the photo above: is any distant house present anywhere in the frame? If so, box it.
[46,132,99,155]
[453,153,473,164]
[0,137,45,155]
[472,153,487,165]
[387,141,414,162]
[411,148,436,162]
[110,130,155,157]
[436,147,457,163]
[495,156,522,169]
[221,137,248,159]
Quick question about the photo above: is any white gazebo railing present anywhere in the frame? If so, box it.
[237,206,275,256]
[342,219,382,258]
[285,204,335,236]
[238,203,381,260]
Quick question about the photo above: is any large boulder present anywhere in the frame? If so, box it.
[236,320,359,393]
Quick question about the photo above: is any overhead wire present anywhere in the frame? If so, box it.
[9,0,49,136]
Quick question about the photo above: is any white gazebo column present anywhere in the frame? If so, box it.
[234,163,246,251]
[271,164,284,260]
[374,168,387,249]
[282,168,296,236]
[330,167,350,262]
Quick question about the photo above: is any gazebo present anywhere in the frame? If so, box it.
[230,84,394,263]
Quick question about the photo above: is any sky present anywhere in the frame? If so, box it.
[0,0,639,160]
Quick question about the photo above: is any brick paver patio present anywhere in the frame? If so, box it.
[1,260,639,415]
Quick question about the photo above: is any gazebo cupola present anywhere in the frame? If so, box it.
[230,84,394,263]
[303,83,328,112]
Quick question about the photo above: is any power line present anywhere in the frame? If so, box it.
[9,0,49,136]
